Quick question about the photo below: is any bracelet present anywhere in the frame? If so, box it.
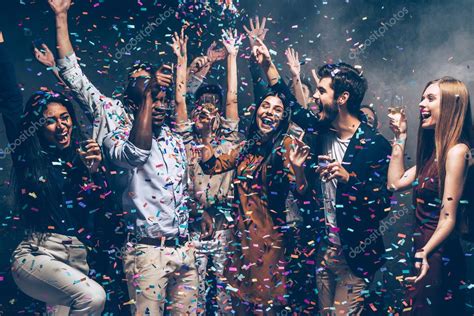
[48,66,60,72]
[392,137,406,146]
[396,137,406,144]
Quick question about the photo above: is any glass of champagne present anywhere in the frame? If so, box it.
[318,150,334,183]
[388,95,405,123]
[79,140,95,170]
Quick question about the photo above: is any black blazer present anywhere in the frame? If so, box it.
[271,80,393,278]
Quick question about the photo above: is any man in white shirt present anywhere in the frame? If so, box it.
[103,77,213,314]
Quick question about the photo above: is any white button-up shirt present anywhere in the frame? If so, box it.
[103,124,191,238]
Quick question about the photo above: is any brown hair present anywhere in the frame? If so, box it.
[416,76,472,195]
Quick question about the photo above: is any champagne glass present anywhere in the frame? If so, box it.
[79,140,95,170]
[318,150,334,183]
[388,95,405,123]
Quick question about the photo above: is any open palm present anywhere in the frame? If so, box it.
[48,0,71,15]
[221,29,243,56]
[285,47,301,77]
[243,16,268,48]
[170,28,188,59]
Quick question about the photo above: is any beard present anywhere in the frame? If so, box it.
[318,101,339,123]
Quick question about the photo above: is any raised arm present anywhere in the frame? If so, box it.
[243,16,269,102]
[170,28,188,124]
[387,109,417,191]
[285,47,308,107]
[129,89,153,150]
[187,56,208,95]
[221,29,242,120]
[252,39,324,132]
[252,38,280,86]
[102,89,153,170]
[49,0,73,59]
[186,42,227,95]
[49,0,128,128]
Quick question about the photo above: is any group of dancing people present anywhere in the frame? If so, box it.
[0,0,472,315]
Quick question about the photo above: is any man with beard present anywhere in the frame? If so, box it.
[253,39,392,315]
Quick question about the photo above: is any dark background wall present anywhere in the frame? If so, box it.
[0,0,473,314]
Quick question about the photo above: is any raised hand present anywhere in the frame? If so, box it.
[48,0,71,15]
[188,56,210,75]
[243,16,268,48]
[221,28,243,56]
[155,64,173,88]
[388,108,407,139]
[207,41,227,63]
[169,28,188,59]
[34,43,56,68]
[285,47,301,77]
[289,136,310,168]
[252,38,271,65]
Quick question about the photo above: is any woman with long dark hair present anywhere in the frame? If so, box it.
[199,89,310,314]
[388,77,472,315]
[11,89,108,315]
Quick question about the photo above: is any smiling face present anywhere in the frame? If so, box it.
[42,102,73,150]
[313,77,338,122]
[256,95,285,135]
[419,83,441,129]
